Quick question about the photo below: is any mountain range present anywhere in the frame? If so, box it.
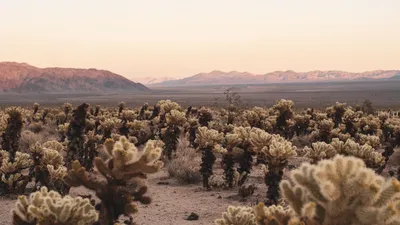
[147,70,400,86]
[0,62,149,93]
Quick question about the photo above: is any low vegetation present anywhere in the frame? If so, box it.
[0,96,399,224]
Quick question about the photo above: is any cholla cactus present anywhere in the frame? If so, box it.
[12,186,98,225]
[1,108,23,155]
[32,102,40,117]
[63,103,73,115]
[99,117,121,141]
[187,117,200,147]
[0,150,33,194]
[0,108,27,194]
[162,109,186,159]
[198,107,213,126]
[382,118,400,145]
[242,110,262,128]
[253,203,300,225]
[82,131,102,170]
[280,155,400,225]
[215,203,306,225]
[293,114,312,136]
[138,103,149,120]
[64,136,163,225]
[273,99,294,137]
[0,111,8,132]
[166,109,187,127]
[233,127,260,186]
[157,99,182,115]
[29,141,69,194]
[60,103,73,124]
[356,133,381,149]
[311,119,334,143]
[358,115,381,135]
[342,108,358,137]
[66,103,89,169]
[251,131,297,204]
[222,133,243,188]
[304,142,336,164]
[58,122,69,142]
[126,120,152,146]
[327,102,346,127]
[195,127,224,189]
[215,206,256,225]
[118,101,126,116]
[343,139,385,169]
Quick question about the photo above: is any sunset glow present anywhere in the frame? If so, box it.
[1,0,399,80]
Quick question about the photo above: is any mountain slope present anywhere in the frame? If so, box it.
[0,62,149,93]
[152,70,400,86]
[134,76,176,85]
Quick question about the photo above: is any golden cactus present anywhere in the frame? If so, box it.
[165,109,187,127]
[195,126,224,149]
[215,206,257,225]
[304,142,336,164]
[64,136,163,224]
[280,154,400,225]
[254,203,296,225]
[13,186,98,225]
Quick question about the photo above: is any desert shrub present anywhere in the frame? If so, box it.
[19,130,45,153]
[27,122,43,134]
[167,137,202,184]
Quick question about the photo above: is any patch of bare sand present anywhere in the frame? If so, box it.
[0,167,269,225]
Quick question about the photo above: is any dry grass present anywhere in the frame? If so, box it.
[167,136,202,184]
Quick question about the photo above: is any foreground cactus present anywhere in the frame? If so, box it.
[64,136,163,225]
[281,154,400,225]
[12,186,98,225]
[215,206,256,225]
[216,155,400,225]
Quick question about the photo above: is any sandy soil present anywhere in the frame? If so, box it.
[0,166,270,225]
[1,151,398,225]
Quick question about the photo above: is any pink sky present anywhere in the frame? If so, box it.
[1,0,400,80]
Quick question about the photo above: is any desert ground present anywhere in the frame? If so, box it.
[1,152,399,225]
[1,80,400,109]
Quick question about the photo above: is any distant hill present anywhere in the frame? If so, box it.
[0,62,149,93]
[150,70,400,86]
[134,76,176,85]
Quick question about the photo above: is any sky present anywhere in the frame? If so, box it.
[1,0,400,80]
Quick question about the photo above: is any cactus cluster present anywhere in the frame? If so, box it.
[0,97,398,225]
[64,136,163,224]
[13,186,98,225]
[216,155,400,225]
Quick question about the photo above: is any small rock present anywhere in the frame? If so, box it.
[157,181,170,185]
[217,195,222,199]
[211,194,215,196]
[186,212,199,221]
